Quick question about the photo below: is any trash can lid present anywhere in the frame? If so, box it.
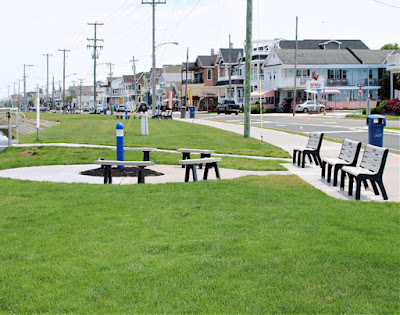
[366,114,386,126]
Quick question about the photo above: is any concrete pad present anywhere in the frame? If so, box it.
[0,164,290,186]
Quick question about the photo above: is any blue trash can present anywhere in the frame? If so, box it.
[189,106,195,119]
[366,114,386,147]
[103,107,107,115]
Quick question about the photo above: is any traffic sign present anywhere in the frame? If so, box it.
[119,97,122,104]
[358,87,362,96]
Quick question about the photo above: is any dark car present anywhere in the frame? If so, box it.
[281,98,303,112]
[217,100,240,115]
[137,103,148,112]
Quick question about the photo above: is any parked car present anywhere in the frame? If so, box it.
[137,103,148,112]
[295,100,326,113]
[217,100,240,115]
[83,105,90,112]
[280,98,303,112]
[94,105,104,114]
[115,105,126,112]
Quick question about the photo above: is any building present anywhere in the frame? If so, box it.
[262,48,395,109]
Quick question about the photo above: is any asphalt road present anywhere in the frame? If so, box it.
[199,112,400,155]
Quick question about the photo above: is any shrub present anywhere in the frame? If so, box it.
[251,104,277,114]
[382,98,400,115]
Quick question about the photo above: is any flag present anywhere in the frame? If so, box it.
[188,88,193,106]
[168,90,173,109]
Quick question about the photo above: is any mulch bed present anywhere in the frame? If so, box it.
[81,167,164,177]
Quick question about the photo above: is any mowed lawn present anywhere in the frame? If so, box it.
[1,113,398,313]
[0,176,398,313]
[21,113,290,158]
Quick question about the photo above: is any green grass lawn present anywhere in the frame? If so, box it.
[0,176,399,313]
[1,113,398,313]
[346,114,400,120]
[21,113,290,158]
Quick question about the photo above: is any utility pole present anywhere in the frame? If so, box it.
[52,77,55,110]
[185,47,189,107]
[43,53,52,108]
[23,64,34,111]
[106,63,114,108]
[13,82,16,108]
[228,34,232,101]
[142,0,167,116]
[78,78,84,110]
[130,56,138,107]
[244,0,252,138]
[87,22,104,113]
[292,16,299,117]
[58,49,70,111]
[17,79,22,109]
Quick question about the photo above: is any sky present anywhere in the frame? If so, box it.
[0,0,399,99]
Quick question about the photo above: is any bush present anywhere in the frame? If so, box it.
[382,98,400,115]
[363,100,387,115]
[250,104,276,114]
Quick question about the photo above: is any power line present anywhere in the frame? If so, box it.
[373,0,400,8]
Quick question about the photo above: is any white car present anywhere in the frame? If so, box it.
[295,101,326,113]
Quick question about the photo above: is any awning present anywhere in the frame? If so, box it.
[306,88,341,94]
[250,89,274,98]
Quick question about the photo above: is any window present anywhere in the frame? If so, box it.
[207,69,212,80]
[328,69,347,79]
[297,69,310,77]
[369,69,373,79]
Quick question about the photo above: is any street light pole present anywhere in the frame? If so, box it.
[23,64,34,111]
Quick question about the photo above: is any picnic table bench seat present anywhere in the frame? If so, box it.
[177,148,215,169]
[340,144,389,200]
[94,160,155,184]
[123,147,157,161]
[179,157,221,182]
[321,138,361,186]
[293,132,324,168]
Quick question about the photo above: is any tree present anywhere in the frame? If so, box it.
[378,73,400,100]
[380,43,399,50]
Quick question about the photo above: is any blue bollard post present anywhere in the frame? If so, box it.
[116,122,124,168]
[125,108,128,120]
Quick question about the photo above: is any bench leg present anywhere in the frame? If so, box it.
[191,165,198,182]
[182,153,190,168]
[108,167,112,184]
[355,178,362,200]
[301,153,307,168]
[214,162,221,180]
[203,163,210,180]
[298,151,302,166]
[376,179,388,200]
[143,151,150,161]
[348,175,354,196]
[333,165,341,186]
[184,165,190,182]
[340,170,346,191]
[370,180,380,195]
[138,166,145,184]
[199,153,211,169]
[293,150,297,164]
[327,164,333,183]
[103,166,108,184]
[321,161,326,179]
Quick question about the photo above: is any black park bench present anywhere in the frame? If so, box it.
[340,144,389,200]
[293,132,324,168]
[321,138,361,186]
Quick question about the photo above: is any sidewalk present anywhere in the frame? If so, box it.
[189,118,400,202]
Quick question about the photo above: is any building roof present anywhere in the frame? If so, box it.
[218,48,243,64]
[197,55,214,67]
[279,39,370,50]
[163,65,181,73]
[268,49,391,66]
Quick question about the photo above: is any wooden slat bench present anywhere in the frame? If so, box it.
[177,148,215,169]
[94,160,155,184]
[340,144,389,200]
[123,147,157,161]
[293,132,324,168]
[321,138,361,186]
[179,157,221,182]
